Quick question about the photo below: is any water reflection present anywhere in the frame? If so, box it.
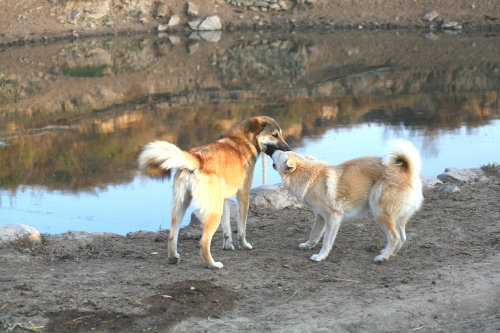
[0,31,499,233]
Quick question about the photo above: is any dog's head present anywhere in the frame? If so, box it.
[248,116,291,156]
[271,150,299,175]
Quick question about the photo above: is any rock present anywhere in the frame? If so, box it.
[441,21,462,30]
[436,184,460,193]
[167,14,181,27]
[189,15,222,31]
[249,184,305,211]
[422,10,439,22]
[0,224,41,244]
[437,168,487,183]
[157,24,168,32]
[422,177,443,189]
[50,231,121,242]
[186,2,199,17]
[126,230,158,239]
[188,18,202,30]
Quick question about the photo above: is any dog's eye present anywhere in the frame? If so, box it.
[272,133,279,138]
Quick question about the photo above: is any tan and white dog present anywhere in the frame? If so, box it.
[272,140,423,262]
[138,116,290,268]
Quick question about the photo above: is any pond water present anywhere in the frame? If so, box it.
[0,30,499,234]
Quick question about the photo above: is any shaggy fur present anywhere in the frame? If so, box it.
[272,139,423,262]
[139,116,290,268]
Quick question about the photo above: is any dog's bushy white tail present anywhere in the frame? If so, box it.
[383,139,422,178]
[138,141,200,179]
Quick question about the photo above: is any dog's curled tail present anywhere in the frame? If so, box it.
[138,141,200,179]
[383,139,422,178]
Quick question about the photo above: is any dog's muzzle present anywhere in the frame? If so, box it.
[271,150,282,170]
[265,141,291,158]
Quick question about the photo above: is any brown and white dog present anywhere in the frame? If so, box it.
[272,140,423,262]
[138,116,290,268]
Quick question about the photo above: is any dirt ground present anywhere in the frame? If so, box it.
[1,173,499,332]
[1,0,499,44]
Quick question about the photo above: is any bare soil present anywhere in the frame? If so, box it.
[1,175,499,332]
[1,0,499,45]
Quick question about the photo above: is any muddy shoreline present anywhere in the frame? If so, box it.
[1,170,499,332]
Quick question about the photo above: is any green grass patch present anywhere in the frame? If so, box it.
[62,65,108,78]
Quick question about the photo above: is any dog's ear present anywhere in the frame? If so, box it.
[284,158,296,173]
[249,117,268,133]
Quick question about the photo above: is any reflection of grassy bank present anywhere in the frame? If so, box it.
[0,32,499,192]
[0,89,498,192]
[0,78,41,105]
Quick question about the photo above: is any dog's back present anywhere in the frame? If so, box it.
[370,140,423,219]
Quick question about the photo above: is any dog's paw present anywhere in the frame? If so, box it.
[299,242,311,249]
[222,242,235,251]
[374,254,388,262]
[167,253,180,264]
[310,253,324,262]
[239,240,253,250]
[209,261,224,269]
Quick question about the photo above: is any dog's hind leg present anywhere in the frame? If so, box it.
[299,214,325,249]
[394,216,409,254]
[200,211,224,269]
[221,200,235,250]
[310,213,342,262]
[236,189,253,250]
[374,212,400,262]
[168,173,192,264]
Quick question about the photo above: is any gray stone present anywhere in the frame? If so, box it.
[441,21,462,30]
[198,15,222,30]
[167,14,181,27]
[422,176,443,189]
[157,23,168,32]
[126,230,157,239]
[436,184,460,193]
[188,18,202,30]
[0,224,41,244]
[50,230,121,242]
[422,10,439,22]
[189,16,222,31]
[437,168,487,183]
[249,184,305,211]
[186,2,199,16]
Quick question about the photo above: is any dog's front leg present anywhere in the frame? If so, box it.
[221,199,235,250]
[299,214,325,249]
[310,213,342,262]
[236,189,253,250]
